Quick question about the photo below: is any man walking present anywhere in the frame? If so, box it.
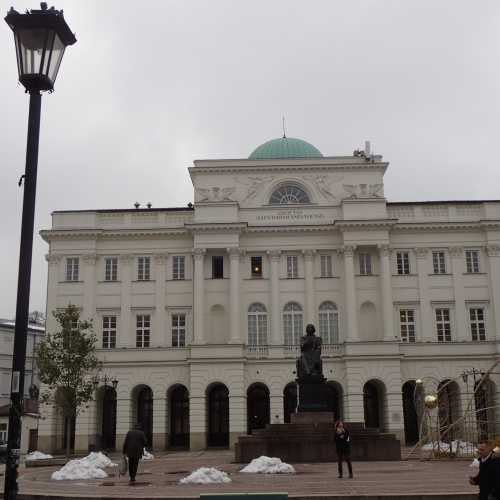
[123,423,147,484]
[469,439,500,500]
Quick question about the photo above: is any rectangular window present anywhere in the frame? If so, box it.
[287,255,298,278]
[212,256,224,279]
[320,255,333,278]
[465,250,480,273]
[432,251,446,274]
[104,257,118,281]
[172,313,186,347]
[251,256,263,278]
[399,309,416,343]
[172,256,185,280]
[0,423,7,443]
[470,308,486,341]
[65,257,79,281]
[396,252,410,275]
[102,316,117,348]
[359,253,372,275]
[136,314,151,348]
[436,308,451,342]
[137,256,151,281]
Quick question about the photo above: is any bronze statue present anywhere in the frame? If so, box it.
[297,323,323,378]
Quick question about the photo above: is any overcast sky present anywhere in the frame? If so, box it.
[1,0,499,320]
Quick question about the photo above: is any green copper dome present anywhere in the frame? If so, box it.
[249,137,323,160]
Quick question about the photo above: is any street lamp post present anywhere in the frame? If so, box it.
[4,4,75,498]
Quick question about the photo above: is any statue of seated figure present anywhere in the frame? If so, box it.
[296,323,323,378]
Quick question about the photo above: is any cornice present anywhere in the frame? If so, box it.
[40,228,188,241]
[393,221,488,232]
[185,222,247,233]
[334,219,397,231]
[246,224,335,234]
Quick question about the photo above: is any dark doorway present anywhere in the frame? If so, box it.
[326,383,343,421]
[137,386,153,448]
[28,429,38,453]
[363,381,380,428]
[170,385,190,448]
[247,384,270,434]
[402,381,419,445]
[283,383,297,423]
[207,384,229,447]
[438,380,460,441]
[212,256,224,279]
[474,380,490,440]
[102,386,117,450]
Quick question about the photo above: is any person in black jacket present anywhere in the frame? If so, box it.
[334,420,353,478]
[469,440,500,500]
[123,423,147,483]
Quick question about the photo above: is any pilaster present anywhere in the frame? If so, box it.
[45,254,61,329]
[82,254,97,322]
[154,253,168,347]
[119,254,134,347]
[341,245,359,341]
[378,245,395,341]
[193,248,206,344]
[303,249,316,325]
[486,244,500,340]
[415,248,433,341]
[450,246,467,341]
[268,250,281,345]
[228,247,241,343]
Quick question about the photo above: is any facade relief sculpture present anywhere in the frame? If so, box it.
[195,186,236,202]
[342,183,384,199]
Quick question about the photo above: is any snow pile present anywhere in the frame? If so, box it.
[51,452,116,481]
[26,451,53,461]
[240,456,295,474]
[180,467,231,484]
[468,458,480,478]
[421,440,476,454]
[142,448,154,460]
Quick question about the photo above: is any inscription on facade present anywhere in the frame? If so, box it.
[256,209,326,222]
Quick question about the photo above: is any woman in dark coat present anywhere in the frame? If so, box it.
[334,420,353,478]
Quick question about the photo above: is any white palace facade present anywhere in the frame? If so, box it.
[38,137,500,453]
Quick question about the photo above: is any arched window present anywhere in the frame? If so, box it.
[318,301,339,344]
[283,302,303,345]
[248,303,268,346]
[270,184,310,205]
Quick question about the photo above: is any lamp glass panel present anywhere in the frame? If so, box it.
[16,28,49,75]
[47,32,65,83]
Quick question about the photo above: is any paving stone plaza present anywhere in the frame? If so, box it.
[0,450,479,499]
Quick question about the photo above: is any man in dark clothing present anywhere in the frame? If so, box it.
[123,424,147,483]
[334,420,353,478]
[469,440,500,500]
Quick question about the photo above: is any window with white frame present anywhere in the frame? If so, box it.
[396,252,410,275]
[318,301,339,344]
[0,423,7,443]
[287,255,298,278]
[172,255,185,280]
[283,302,303,345]
[432,251,446,274]
[399,309,416,343]
[63,317,78,349]
[435,308,451,342]
[247,303,268,346]
[469,308,486,341]
[137,256,151,281]
[136,314,151,347]
[65,257,79,281]
[104,257,118,281]
[171,313,186,347]
[465,250,480,274]
[320,255,333,278]
[359,252,372,275]
[102,315,117,348]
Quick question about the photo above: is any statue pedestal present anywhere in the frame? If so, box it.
[297,375,329,412]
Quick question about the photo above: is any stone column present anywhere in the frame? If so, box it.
[228,247,241,343]
[486,244,500,340]
[268,250,281,345]
[193,248,206,344]
[379,245,395,341]
[82,254,97,322]
[415,248,433,341]
[154,253,168,347]
[450,246,467,341]
[303,249,316,325]
[342,245,359,341]
[45,254,61,332]
[119,254,134,347]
